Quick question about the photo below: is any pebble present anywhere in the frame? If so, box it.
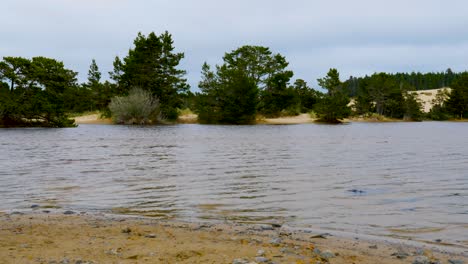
[448,260,464,264]
[269,237,282,246]
[391,251,410,259]
[63,210,75,215]
[121,227,132,233]
[319,250,336,259]
[255,257,269,263]
[369,245,378,249]
[413,256,430,264]
[232,258,253,264]
[256,249,265,257]
[31,204,40,209]
[260,225,274,231]
[145,233,156,238]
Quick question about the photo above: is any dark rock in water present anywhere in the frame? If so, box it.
[271,223,282,228]
[348,189,365,194]
[63,210,75,215]
[42,210,51,214]
[434,239,442,243]
[448,260,464,264]
[31,204,40,209]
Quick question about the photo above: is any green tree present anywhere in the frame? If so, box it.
[196,45,291,123]
[403,92,423,121]
[315,69,351,123]
[0,56,76,127]
[112,31,189,120]
[293,79,321,112]
[446,73,468,119]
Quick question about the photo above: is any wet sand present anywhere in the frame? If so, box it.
[0,212,466,264]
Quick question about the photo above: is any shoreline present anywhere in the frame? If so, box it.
[73,113,468,126]
[0,211,466,263]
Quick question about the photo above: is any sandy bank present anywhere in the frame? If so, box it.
[0,212,465,264]
[73,114,113,125]
[259,113,317,125]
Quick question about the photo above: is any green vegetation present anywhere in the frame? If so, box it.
[0,56,77,127]
[1,31,468,127]
[109,87,160,125]
[446,73,468,119]
[110,31,189,120]
[315,69,351,123]
[195,45,321,124]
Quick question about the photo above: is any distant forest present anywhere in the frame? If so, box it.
[343,69,459,96]
[1,31,468,127]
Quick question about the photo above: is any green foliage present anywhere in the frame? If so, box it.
[109,87,160,125]
[196,62,258,124]
[293,79,321,112]
[196,45,291,124]
[258,71,300,117]
[0,56,76,127]
[427,89,451,120]
[446,73,468,119]
[315,69,351,123]
[111,31,189,120]
[403,92,423,121]
[343,68,462,96]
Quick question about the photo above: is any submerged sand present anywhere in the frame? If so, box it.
[0,212,466,264]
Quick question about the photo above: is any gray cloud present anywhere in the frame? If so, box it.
[2,0,468,89]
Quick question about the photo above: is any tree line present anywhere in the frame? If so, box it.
[1,31,468,127]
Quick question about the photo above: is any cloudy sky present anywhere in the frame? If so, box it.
[2,0,468,90]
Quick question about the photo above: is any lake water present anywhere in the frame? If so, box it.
[0,123,467,248]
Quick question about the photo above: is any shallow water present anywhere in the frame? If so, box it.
[0,123,467,247]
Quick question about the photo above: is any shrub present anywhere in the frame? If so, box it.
[109,87,160,125]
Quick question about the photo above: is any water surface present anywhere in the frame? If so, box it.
[0,123,467,247]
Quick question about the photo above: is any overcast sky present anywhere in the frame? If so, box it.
[2,0,468,90]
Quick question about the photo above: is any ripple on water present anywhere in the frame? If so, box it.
[0,123,467,247]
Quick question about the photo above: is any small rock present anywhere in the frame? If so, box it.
[413,256,430,264]
[60,258,70,264]
[391,250,410,259]
[271,223,282,228]
[255,256,269,263]
[42,210,51,213]
[145,233,156,238]
[369,245,378,249]
[31,204,40,209]
[121,227,132,234]
[413,248,425,255]
[232,258,249,264]
[63,210,75,215]
[270,237,282,246]
[320,250,336,259]
[310,233,330,239]
[448,260,464,264]
[434,239,442,243]
[260,225,274,231]
[257,249,265,257]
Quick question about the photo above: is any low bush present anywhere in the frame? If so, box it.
[109,87,160,125]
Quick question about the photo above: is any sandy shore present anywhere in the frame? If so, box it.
[73,114,113,125]
[0,212,466,264]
